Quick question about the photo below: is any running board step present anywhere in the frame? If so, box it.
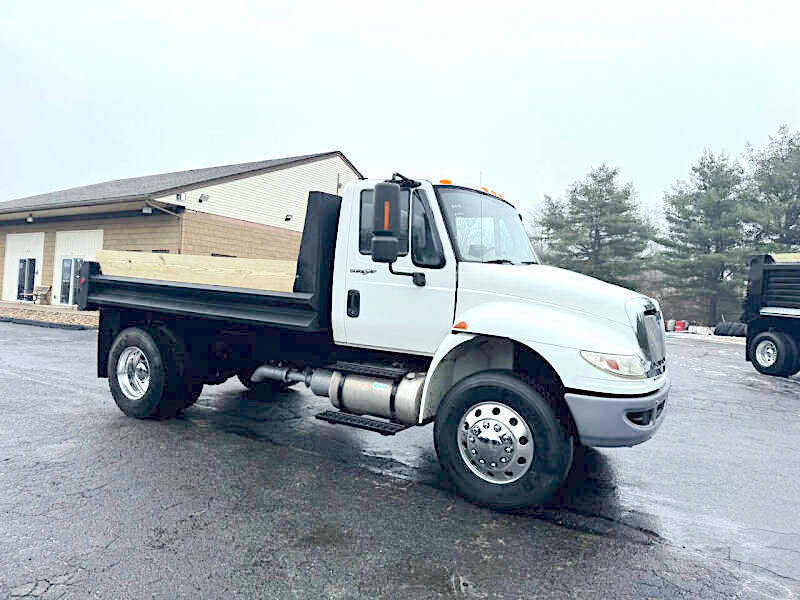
[325,361,409,381]
[315,410,410,436]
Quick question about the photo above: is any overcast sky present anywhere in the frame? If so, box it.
[2,1,799,218]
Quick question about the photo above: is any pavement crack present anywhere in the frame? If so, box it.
[766,545,800,555]
[726,557,800,583]
[524,506,663,545]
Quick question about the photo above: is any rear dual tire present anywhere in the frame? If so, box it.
[749,330,800,377]
[108,327,202,419]
[434,370,573,511]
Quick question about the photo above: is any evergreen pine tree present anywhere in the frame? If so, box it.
[659,151,748,324]
[746,125,800,249]
[536,165,653,287]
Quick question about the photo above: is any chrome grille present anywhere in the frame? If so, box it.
[629,300,667,377]
[643,313,666,364]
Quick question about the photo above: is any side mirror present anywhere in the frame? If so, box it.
[371,182,401,263]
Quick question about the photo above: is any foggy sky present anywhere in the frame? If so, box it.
[2,1,799,218]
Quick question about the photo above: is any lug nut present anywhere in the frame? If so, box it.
[494,424,501,432]
[479,459,485,464]
[500,457,507,463]
[472,427,480,435]
[504,447,512,453]
[490,462,497,468]
[502,434,511,442]
[469,436,475,443]
[483,422,490,429]
[471,448,477,455]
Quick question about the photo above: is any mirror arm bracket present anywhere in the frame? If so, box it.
[388,262,426,287]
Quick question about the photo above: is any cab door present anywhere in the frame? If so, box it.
[340,181,456,355]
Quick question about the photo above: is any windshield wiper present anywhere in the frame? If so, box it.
[484,259,516,265]
[520,260,538,265]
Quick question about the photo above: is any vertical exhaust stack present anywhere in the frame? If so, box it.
[251,365,426,425]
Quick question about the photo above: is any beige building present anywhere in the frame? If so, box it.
[0,151,361,304]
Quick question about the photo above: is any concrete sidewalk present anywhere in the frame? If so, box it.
[0,300,98,329]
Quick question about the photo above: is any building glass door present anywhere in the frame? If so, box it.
[59,258,84,305]
[17,258,36,301]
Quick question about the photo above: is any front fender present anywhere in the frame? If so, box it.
[419,301,666,422]
[457,300,665,394]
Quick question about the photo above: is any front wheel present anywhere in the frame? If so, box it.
[434,370,573,511]
[749,330,799,377]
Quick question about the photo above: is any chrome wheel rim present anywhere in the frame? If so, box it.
[116,346,150,400]
[457,401,534,484]
[755,340,778,367]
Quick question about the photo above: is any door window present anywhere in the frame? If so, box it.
[411,190,445,268]
[359,189,409,255]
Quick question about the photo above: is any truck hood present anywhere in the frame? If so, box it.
[457,263,643,327]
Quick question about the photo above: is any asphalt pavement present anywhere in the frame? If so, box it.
[0,323,798,599]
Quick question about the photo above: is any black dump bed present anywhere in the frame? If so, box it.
[744,254,800,321]
[77,191,342,332]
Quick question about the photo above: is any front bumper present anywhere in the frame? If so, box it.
[564,379,670,447]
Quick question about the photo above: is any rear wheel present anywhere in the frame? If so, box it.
[434,370,573,510]
[109,327,167,418]
[749,330,799,377]
[152,326,197,416]
[181,381,204,409]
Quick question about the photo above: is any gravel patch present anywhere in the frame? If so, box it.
[0,305,98,328]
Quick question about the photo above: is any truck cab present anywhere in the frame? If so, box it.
[80,173,669,510]
[334,176,667,423]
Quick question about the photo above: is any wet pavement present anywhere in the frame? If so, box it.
[0,323,798,598]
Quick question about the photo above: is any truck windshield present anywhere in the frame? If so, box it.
[434,187,538,265]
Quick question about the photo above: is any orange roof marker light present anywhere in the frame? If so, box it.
[439,179,452,185]
[490,190,496,196]
[481,187,489,193]
[453,321,469,330]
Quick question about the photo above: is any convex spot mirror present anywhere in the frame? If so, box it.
[371,182,402,263]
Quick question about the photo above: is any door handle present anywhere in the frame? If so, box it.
[347,289,360,318]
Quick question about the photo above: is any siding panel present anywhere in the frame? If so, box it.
[0,214,180,303]
[180,212,301,261]
[156,155,358,233]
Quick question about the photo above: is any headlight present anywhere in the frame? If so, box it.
[580,350,647,378]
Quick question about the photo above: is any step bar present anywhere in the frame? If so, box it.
[314,410,411,436]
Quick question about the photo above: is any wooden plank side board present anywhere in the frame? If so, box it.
[772,253,800,263]
[96,250,297,293]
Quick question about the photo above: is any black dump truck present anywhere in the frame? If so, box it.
[744,254,800,377]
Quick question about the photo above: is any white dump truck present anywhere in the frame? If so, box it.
[78,174,669,510]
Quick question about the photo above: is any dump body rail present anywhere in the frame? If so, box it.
[77,263,325,331]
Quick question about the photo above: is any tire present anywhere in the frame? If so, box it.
[181,381,204,409]
[749,330,799,377]
[108,327,169,418]
[152,326,195,417]
[434,370,574,511]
